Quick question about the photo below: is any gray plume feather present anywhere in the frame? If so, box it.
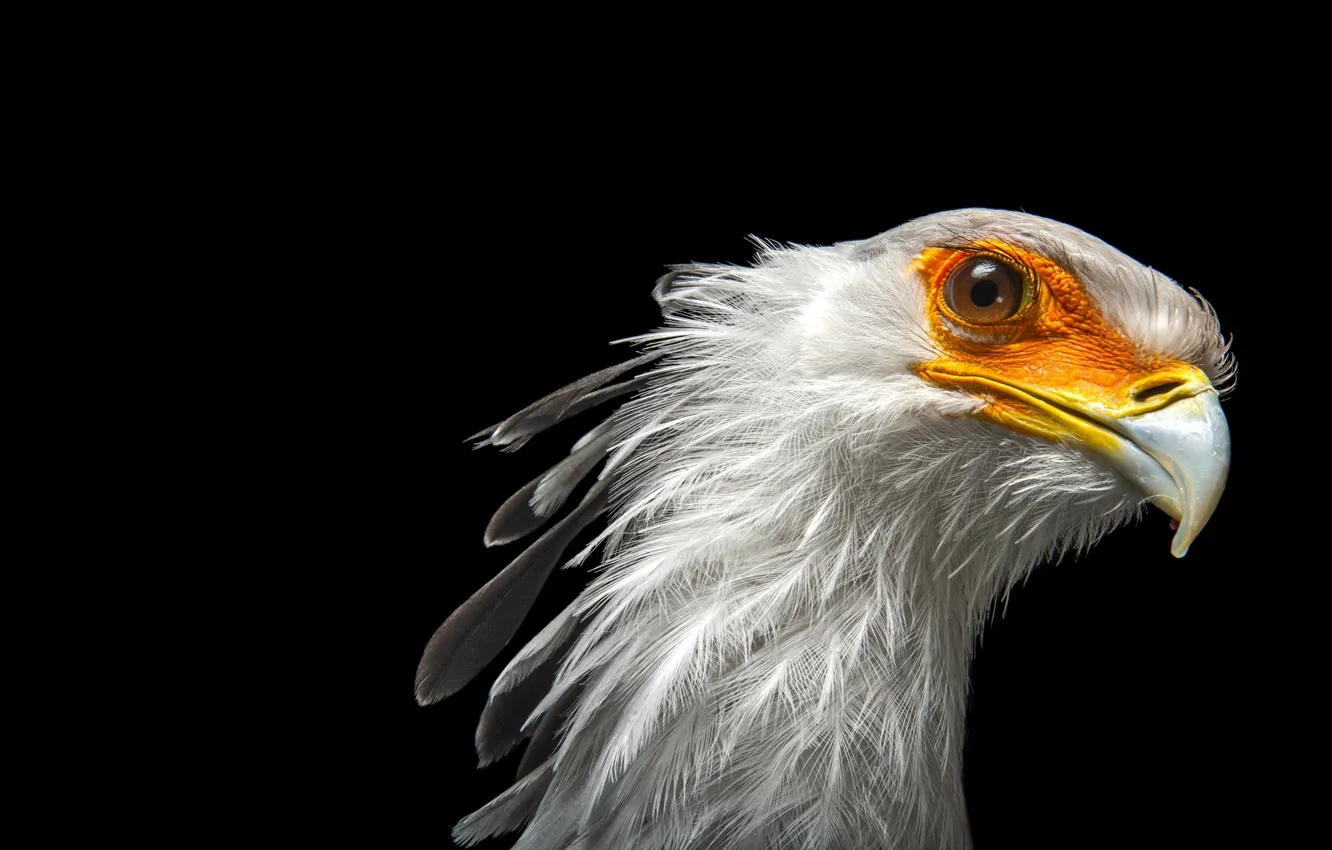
[477,352,664,448]
[651,269,688,314]
[451,759,555,847]
[468,375,653,447]
[474,654,557,767]
[515,678,585,781]
[414,475,611,705]
[485,420,616,548]
[488,601,581,699]
[475,612,587,767]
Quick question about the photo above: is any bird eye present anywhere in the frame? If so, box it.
[944,256,1026,324]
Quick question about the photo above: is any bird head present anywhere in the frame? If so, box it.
[424,208,1234,850]
[646,208,1231,568]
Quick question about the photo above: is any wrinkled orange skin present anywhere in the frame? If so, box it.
[914,241,1202,445]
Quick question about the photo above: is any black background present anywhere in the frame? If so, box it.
[359,117,1295,848]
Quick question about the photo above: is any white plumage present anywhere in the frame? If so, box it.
[418,209,1233,849]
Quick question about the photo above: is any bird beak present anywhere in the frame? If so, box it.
[1093,388,1230,557]
[918,364,1231,556]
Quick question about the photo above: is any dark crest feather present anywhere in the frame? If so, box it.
[465,376,649,446]
[476,614,588,766]
[516,678,585,781]
[429,351,667,839]
[486,351,665,447]
[414,476,611,705]
[652,268,692,315]
[484,420,616,547]
[474,652,558,767]
[451,758,554,846]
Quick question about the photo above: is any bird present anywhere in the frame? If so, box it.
[416,209,1234,849]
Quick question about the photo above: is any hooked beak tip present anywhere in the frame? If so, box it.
[1124,390,1230,558]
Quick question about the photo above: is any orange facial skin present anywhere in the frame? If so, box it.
[913,241,1210,450]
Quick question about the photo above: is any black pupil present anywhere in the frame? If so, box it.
[971,279,999,307]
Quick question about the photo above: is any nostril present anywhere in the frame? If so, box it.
[1136,380,1183,402]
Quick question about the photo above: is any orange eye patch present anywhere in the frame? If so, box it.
[914,240,1170,399]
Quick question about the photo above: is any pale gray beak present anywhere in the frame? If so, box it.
[1099,390,1231,557]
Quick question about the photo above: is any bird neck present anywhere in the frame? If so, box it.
[557,444,1024,848]
[552,350,1124,847]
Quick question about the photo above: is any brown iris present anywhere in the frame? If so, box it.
[944,256,1026,324]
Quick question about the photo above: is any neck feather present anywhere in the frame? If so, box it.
[518,380,1134,849]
